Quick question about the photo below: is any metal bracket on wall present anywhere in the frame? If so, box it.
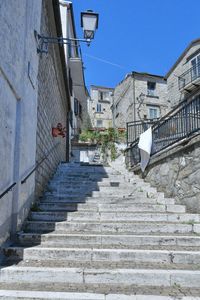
[34,30,90,54]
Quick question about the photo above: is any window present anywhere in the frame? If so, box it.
[69,110,73,127]
[96,119,103,127]
[147,81,156,96]
[79,103,82,118]
[74,98,79,116]
[148,106,159,119]
[96,103,102,112]
[69,70,73,96]
[191,55,200,80]
[99,91,110,101]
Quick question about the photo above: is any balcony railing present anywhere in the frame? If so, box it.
[127,118,159,145]
[178,62,200,90]
[127,96,200,166]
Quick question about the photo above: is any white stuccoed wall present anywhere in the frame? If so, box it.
[0,0,42,245]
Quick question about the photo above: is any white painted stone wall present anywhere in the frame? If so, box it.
[71,143,97,163]
[89,86,114,128]
[0,0,42,245]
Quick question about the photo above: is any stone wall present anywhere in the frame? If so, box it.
[113,75,133,128]
[113,73,169,130]
[131,135,200,213]
[35,0,69,199]
[166,41,200,108]
[0,0,42,245]
[71,142,97,163]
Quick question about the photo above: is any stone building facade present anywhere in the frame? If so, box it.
[35,0,70,199]
[166,39,200,108]
[88,85,114,129]
[0,0,80,247]
[60,1,90,143]
[112,72,169,129]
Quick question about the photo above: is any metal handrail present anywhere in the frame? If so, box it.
[0,182,17,200]
[21,142,60,184]
[0,142,61,199]
[127,95,200,165]
[127,118,159,145]
[178,61,200,90]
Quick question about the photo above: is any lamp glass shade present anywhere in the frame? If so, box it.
[81,11,98,40]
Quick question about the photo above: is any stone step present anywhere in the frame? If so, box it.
[46,189,147,197]
[49,181,149,188]
[48,181,152,189]
[1,266,200,289]
[90,190,163,198]
[0,291,198,300]
[39,196,175,205]
[37,203,184,213]
[17,233,200,249]
[5,247,200,267]
[29,211,200,223]
[3,258,200,271]
[24,221,198,234]
[46,189,163,199]
[0,284,200,300]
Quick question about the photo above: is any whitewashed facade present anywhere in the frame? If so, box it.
[88,85,114,129]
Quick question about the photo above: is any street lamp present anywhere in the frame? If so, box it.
[35,9,99,54]
[81,10,99,40]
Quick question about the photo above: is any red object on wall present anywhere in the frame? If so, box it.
[52,123,66,138]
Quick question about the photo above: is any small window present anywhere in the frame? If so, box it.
[99,91,110,101]
[148,106,159,119]
[147,81,156,96]
[96,103,102,112]
[191,55,200,80]
[74,98,79,116]
[96,119,103,127]
[79,103,82,117]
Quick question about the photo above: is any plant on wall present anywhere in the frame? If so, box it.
[79,128,126,161]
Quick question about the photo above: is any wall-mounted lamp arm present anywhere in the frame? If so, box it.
[34,30,91,54]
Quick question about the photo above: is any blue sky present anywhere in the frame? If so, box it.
[71,0,200,90]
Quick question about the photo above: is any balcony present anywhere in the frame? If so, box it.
[178,62,200,92]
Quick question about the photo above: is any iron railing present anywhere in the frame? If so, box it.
[21,142,60,184]
[0,182,17,200]
[0,142,60,199]
[178,61,200,90]
[127,118,159,145]
[128,95,200,165]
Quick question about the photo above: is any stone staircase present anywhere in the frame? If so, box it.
[1,161,200,299]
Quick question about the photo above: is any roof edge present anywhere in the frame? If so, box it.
[165,38,200,79]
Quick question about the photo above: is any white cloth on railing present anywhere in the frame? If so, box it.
[138,127,152,172]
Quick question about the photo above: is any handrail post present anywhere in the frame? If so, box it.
[126,122,128,145]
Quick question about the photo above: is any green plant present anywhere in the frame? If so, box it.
[79,128,125,162]
[31,202,42,212]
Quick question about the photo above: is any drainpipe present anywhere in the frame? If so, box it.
[132,73,137,139]
[66,111,70,162]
